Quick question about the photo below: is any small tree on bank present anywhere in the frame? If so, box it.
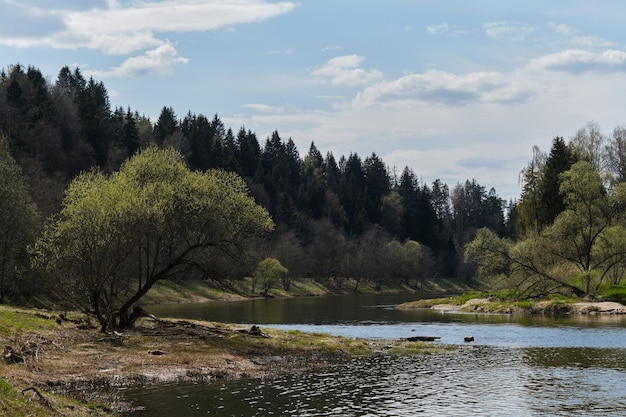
[33,147,274,331]
[253,258,288,296]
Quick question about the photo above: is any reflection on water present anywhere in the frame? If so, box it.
[130,295,626,416]
[126,346,626,416]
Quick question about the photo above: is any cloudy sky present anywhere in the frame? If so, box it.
[2,0,626,201]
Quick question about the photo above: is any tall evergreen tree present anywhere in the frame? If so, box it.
[300,142,326,218]
[340,153,367,234]
[539,136,575,226]
[363,153,390,224]
[154,106,178,146]
[235,127,261,178]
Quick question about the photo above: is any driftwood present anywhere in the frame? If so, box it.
[22,387,53,409]
[238,325,270,338]
[3,334,45,363]
[3,346,24,363]
[402,336,441,342]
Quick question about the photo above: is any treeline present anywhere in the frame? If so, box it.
[0,64,513,301]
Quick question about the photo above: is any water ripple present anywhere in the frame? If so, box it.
[126,346,626,416]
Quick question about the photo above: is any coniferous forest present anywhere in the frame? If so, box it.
[3,63,626,308]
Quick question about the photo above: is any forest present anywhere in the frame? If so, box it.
[2,63,626,323]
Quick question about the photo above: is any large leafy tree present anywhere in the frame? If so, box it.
[33,147,274,331]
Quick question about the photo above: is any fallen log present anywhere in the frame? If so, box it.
[22,387,53,409]
[402,336,441,342]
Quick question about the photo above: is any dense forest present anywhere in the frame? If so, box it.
[2,63,626,310]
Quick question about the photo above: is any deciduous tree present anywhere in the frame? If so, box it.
[33,147,273,331]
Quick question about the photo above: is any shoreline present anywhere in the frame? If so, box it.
[0,306,448,416]
[400,297,626,315]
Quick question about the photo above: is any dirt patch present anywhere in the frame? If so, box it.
[569,301,626,314]
[432,298,495,311]
[431,298,626,315]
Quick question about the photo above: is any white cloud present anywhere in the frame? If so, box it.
[426,23,450,35]
[351,70,534,108]
[243,103,282,113]
[311,54,383,86]
[530,49,626,73]
[569,36,615,48]
[547,22,576,37]
[483,21,536,41]
[425,23,464,36]
[86,43,189,77]
[0,0,297,54]
[547,21,615,48]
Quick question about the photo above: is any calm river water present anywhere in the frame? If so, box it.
[124,294,626,416]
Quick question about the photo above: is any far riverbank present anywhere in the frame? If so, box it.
[399,295,626,315]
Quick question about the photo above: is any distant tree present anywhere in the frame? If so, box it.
[569,121,607,173]
[323,152,341,194]
[253,257,288,296]
[538,136,575,226]
[78,77,112,167]
[307,219,347,280]
[235,127,261,178]
[605,125,626,184]
[363,153,390,223]
[33,147,274,331]
[516,145,547,235]
[340,153,367,235]
[222,128,240,173]
[379,191,404,237]
[300,142,326,218]
[153,106,179,146]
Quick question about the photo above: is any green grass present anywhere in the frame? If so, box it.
[0,307,58,337]
[0,378,117,417]
[453,290,487,305]
[599,285,626,303]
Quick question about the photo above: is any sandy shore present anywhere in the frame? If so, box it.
[431,298,626,314]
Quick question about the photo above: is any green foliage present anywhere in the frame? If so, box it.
[253,258,288,296]
[33,147,273,331]
[464,228,510,280]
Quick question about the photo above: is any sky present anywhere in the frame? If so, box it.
[2,0,626,202]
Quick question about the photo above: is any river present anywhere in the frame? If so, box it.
[124,294,626,416]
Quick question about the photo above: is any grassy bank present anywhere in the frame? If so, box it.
[141,276,475,305]
[0,304,452,416]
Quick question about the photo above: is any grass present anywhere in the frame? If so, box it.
[0,306,59,337]
[600,285,626,303]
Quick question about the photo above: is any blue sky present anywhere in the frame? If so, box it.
[2,0,626,201]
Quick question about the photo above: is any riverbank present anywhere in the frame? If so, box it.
[398,295,626,314]
[0,305,449,416]
[140,276,475,305]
